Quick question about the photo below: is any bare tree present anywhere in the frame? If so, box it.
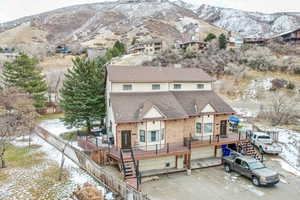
[259,92,297,126]
[0,88,37,168]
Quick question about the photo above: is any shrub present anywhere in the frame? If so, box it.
[286,82,295,90]
[271,79,287,90]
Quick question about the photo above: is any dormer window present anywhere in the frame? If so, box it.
[123,84,132,91]
[152,84,160,90]
[174,84,181,89]
[197,84,204,89]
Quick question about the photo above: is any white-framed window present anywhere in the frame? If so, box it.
[123,84,132,91]
[204,123,213,134]
[139,130,145,142]
[196,122,202,135]
[174,84,181,89]
[197,84,204,89]
[149,130,160,142]
[152,84,160,90]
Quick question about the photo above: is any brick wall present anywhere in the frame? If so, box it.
[115,114,232,148]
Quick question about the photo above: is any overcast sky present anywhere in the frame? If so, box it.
[0,0,299,23]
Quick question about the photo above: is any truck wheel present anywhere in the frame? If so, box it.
[252,176,260,186]
[224,164,231,173]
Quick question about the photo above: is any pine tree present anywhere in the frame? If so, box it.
[204,33,216,42]
[59,57,106,133]
[1,53,47,109]
[218,33,227,49]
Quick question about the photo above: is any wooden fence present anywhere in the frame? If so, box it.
[35,126,150,200]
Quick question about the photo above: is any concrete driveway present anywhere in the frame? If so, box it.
[141,156,300,200]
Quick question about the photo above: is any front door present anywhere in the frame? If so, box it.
[220,120,227,137]
[121,131,131,149]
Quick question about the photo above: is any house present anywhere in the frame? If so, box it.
[243,37,266,45]
[87,48,106,60]
[0,48,19,63]
[270,28,300,45]
[128,40,164,55]
[228,37,244,48]
[177,41,206,51]
[55,44,71,54]
[103,65,248,175]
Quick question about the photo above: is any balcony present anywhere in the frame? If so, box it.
[184,131,249,148]
[77,131,249,160]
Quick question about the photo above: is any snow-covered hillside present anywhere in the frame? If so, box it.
[196,4,300,37]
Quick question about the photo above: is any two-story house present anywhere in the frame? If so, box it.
[104,65,248,176]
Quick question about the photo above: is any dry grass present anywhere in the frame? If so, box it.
[29,164,69,200]
[0,171,8,182]
[39,55,75,70]
[5,144,45,168]
[36,113,64,122]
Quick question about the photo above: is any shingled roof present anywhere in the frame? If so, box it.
[107,66,215,83]
[110,91,235,123]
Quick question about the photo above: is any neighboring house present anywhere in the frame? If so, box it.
[243,37,266,45]
[87,48,106,60]
[55,44,71,54]
[270,28,300,45]
[128,40,164,55]
[0,49,19,63]
[228,37,244,48]
[177,41,206,51]
[102,65,248,175]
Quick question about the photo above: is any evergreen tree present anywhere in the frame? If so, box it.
[204,33,216,42]
[105,41,126,60]
[59,57,106,133]
[218,33,227,49]
[1,53,47,109]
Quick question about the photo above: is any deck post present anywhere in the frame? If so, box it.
[85,136,88,150]
[167,143,169,153]
[214,146,217,157]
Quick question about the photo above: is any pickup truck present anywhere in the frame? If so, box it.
[248,131,282,154]
[223,151,280,186]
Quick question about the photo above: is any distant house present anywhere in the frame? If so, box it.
[87,48,106,60]
[0,48,19,62]
[55,44,71,54]
[228,37,244,48]
[270,28,300,45]
[128,40,164,55]
[243,37,267,45]
[177,41,206,51]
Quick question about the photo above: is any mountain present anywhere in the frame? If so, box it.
[0,0,227,56]
[196,4,300,37]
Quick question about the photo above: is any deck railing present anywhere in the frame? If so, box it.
[77,131,249,159]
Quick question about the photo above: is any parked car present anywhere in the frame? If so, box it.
[249,131,282,154]
[223,151,280,186]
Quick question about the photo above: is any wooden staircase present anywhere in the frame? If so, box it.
[120,148,139,190]
[240,141,262,161]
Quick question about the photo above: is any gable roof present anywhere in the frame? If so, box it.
[107,66,215,83]
[110,91,235,123]
[142,105,166,119]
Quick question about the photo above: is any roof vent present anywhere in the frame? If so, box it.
[194,104,198,113]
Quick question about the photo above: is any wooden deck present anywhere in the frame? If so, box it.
[78,131,249,161]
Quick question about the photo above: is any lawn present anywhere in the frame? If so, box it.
[4,144,44,168]
[36,113,64,122]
